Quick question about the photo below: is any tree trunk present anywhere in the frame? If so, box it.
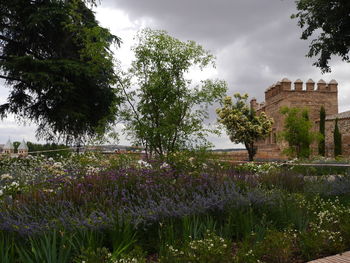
[248,150,254,161]
[245,142,256,161]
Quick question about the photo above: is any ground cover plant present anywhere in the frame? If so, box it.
[1,153,350,262]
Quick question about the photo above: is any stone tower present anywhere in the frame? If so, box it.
[3,139,14,154]
[17,140,29,156]
[252,78,339,159]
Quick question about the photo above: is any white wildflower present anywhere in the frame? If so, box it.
[137,160,151,168]
[10,181,19,187]
[1,174,12,180]
[160,162,170,169]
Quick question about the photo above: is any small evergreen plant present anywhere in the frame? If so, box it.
[318,106,326,156]
[334,118,342,157]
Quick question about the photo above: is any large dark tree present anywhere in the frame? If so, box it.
[0,0,122,144]
[292,0,350,72]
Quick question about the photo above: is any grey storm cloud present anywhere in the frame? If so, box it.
[103,0,297,48]
[101,0,339,98]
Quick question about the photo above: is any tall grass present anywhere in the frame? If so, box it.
[16,230,72,263]
[0,233,16,263]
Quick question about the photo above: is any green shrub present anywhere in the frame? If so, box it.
[17,230,72,263]
[334,118,342,157]
[236,162,282,175]
[0,233,16,263]
[235,229,296,263]
[73,247,111,263]
[112,247,147,263]
[165,148,222,175]
[71,229,105,257]
[108,221,137,261]
[299,196,348,260]
[259,230,295,263]
[233,232,262,263]
[318,106,326,156]
[160,231,231,263]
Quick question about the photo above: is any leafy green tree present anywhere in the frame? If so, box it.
[121,29,227,158]
[292,0,350,72]
[280,107,317,159]
[318,106,326,156]
[334,118,342,157]
[216,93,273,161]
[0,0,122,144]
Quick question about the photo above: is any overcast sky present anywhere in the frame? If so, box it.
[1,0,349,148]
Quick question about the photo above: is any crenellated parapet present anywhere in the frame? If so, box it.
[306,79,315,91]
[328,79,338,92]
[253,77,343,159]
[251,77,339,113]
[264,78,338,101]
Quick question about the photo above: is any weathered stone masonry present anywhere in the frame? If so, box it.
[324,111,350,157]
[251,78,349,159]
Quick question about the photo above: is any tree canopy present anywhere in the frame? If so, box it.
[280,107,317,159]
[0,0,122,144]
[122,28,227,158]
[292,0,350,72]
[216,93,273,161]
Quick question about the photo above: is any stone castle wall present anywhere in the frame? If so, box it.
[251,78,340,159]
[324,117,350,157]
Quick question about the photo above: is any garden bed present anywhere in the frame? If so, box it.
[1,153,350,262]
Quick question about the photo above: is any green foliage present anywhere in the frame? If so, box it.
[113,247,147,263]
[216,93,273,161]
[122,28,227,158]
[73,247,110,263]
[261,230,295,263]
[17,231,72,263]
[165,148,223,175]
[235,230,295,263]
[298,196,347,260]
[258,169,306,193]
[71,229,105,255]
[182,215,217,241]
[222,207,263,241]
[334,118,342,157]
[108,221,137,261]
[236,161,283,175]
[27,141,70,158]
[0,0,122,144]
[108,153,140,170]
[290,163,350,176]
[280,107,317,159]
[0,233,15,263]
[160,231,232,263]
[292,0,350,72]
[2,153,350,262]
[318,106,326,156]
